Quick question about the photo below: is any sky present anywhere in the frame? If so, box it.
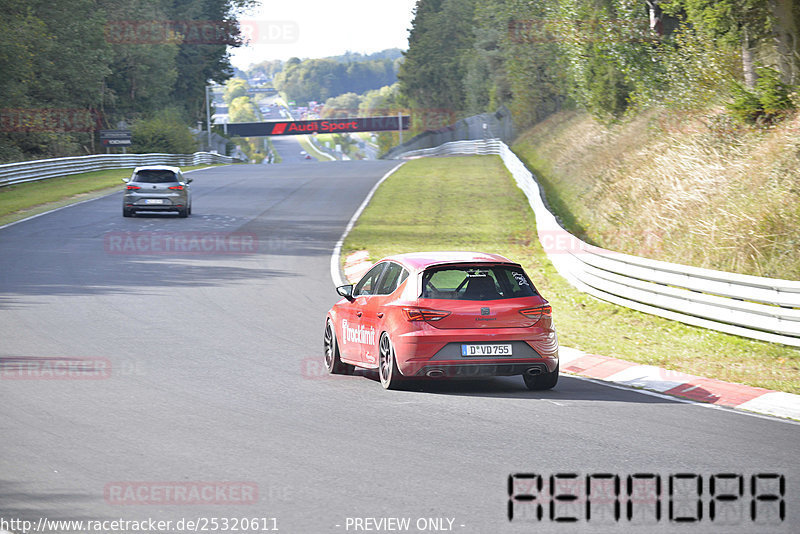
[230,0,418,69]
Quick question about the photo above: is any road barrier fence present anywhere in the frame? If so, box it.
[0,152,238,187]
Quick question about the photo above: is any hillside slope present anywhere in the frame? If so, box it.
[513,109,800,280]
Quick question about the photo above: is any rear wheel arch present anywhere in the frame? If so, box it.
[378,331,403,389]
[379,330,407,376]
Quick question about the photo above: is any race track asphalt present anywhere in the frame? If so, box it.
[0,161,797,533]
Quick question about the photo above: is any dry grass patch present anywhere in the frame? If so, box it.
[513,109,800,280]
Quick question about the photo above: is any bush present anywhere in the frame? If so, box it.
[728,83,764,124]
[131,109,197,154]
[728,68,795,126]
[585,55,632,120]
[756,68,794,116]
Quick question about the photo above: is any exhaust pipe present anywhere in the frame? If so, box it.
[426,369,445,378]
[525,367,543,376]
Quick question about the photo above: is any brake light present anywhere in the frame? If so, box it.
[126,185,140,190]
[168,185,184,190]
[402,307,451,322]
[520,305,552,322]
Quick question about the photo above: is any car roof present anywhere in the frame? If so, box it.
[380,251,516,272]
[132,165,181,173]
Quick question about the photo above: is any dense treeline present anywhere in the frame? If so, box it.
[273,56,401,105]
[0,0,255,162]
[245,59,284,82]
[325,49,404,64]
[398,0,800,129]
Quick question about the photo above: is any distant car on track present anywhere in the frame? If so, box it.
[324,252,559,390]
[122,165,192,218]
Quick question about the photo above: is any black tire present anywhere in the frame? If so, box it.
[324,319,353,375]
[187,204,192,215]
[122,208,133,217]
[523,363,559,391]
[178,207,188,218]
[378,332,403,390]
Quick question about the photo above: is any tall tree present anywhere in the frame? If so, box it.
[274,58,397,105]
[0,0,110,160]
[398,0,477,116]
[663,0,773,87]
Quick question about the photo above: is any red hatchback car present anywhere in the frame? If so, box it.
[324,252,559,390]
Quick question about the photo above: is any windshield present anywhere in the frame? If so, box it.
[421,265,537,300]
[133,170,179,183]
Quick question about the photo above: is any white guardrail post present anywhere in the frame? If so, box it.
[392,139,800,347]
[0,152,237,188]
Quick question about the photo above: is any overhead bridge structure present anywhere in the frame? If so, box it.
[225,115,410,137]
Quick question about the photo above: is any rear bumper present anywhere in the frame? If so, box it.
[124,200,187,211]
[123,194,188,210]
[393,327,558,377]
[413,362,551,378]
[126,205,185,211]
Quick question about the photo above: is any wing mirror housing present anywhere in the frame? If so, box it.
[336,284,354,301]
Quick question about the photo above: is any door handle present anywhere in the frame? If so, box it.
[377,313,384,318]
[356,312,362,317]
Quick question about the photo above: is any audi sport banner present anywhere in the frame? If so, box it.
[226,116,410,137]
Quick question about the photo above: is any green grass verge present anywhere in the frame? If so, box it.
[265,138,282,164]
[296,135,332,161]
[316,133,364,159]
[342,156,800,394]
[0,164,223,226]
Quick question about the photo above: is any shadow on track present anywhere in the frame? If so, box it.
[344,370,676,404]
[0,479,102,521]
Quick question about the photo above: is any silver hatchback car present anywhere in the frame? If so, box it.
[122,166,192,217]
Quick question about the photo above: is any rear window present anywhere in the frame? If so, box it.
[133,170,179,183]
[421,265,537,300]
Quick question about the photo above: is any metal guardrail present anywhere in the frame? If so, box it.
[0,152,238,187]
[382,106,513,160]
[393,139,503,159]
[392,139,800,347]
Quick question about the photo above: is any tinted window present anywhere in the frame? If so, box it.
[421,265,537,300]
[354,263,385,296]
[133,170,179,183]
[375,263,408,295]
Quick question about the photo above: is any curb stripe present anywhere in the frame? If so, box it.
[561,348,799,421]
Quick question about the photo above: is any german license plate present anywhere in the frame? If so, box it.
[461,344,512,357]
[144,199,164,204]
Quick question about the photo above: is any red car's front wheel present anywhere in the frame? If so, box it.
[324,319,352,375]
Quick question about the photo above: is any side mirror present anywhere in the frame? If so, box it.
[336,284,354,301]
[186,177,193,183]
[121,177,130,183]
